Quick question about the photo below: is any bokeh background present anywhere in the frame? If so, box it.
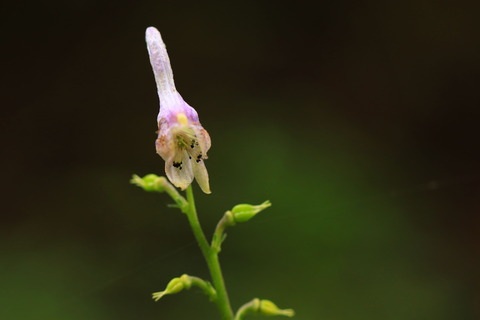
[2,1,479,319]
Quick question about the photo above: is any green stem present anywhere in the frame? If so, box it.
[188,275,217,301]
[211,211,233,253]
[185,186,234,320]
[161,178,189,213]
[234,299,260,320]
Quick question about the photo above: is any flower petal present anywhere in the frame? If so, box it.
[155,119,174,162]
[145,27,176,96]
[191,124,211,158]
[164,151,194,190]
[192,158,211,194]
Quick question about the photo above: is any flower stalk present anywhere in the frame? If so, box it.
[184,186,234,320]
[132,175,295,319]
[136,25,295,320]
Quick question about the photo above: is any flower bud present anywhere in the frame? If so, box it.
[259,299,295,317]
[231,200,271,223]
[130,174,167,192]
[152,274,192,301]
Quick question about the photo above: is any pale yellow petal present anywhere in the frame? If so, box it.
[192,158,211,194]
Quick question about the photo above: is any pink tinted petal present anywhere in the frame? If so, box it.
[145,27,176,96]
[191,124,211,158]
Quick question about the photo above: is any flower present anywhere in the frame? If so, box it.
[145,27,211,193]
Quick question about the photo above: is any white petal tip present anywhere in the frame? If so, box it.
[146,26,159,36]
[145,27,163,45]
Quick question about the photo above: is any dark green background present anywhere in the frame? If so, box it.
[2,1,479,319]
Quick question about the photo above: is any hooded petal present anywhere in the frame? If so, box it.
[145,27,176,96]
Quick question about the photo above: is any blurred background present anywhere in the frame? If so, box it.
[1,0,479,319]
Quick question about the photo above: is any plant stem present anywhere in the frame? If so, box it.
[234,298,260,320]
[211,212,232,253]
[185,186,234,320]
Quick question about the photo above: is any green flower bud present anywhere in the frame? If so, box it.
[152,274,192,301]
[130,174,167,192]
[259,299,295,317]
[231,200,271,223]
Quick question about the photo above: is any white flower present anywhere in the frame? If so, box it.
[146,27,211,193]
